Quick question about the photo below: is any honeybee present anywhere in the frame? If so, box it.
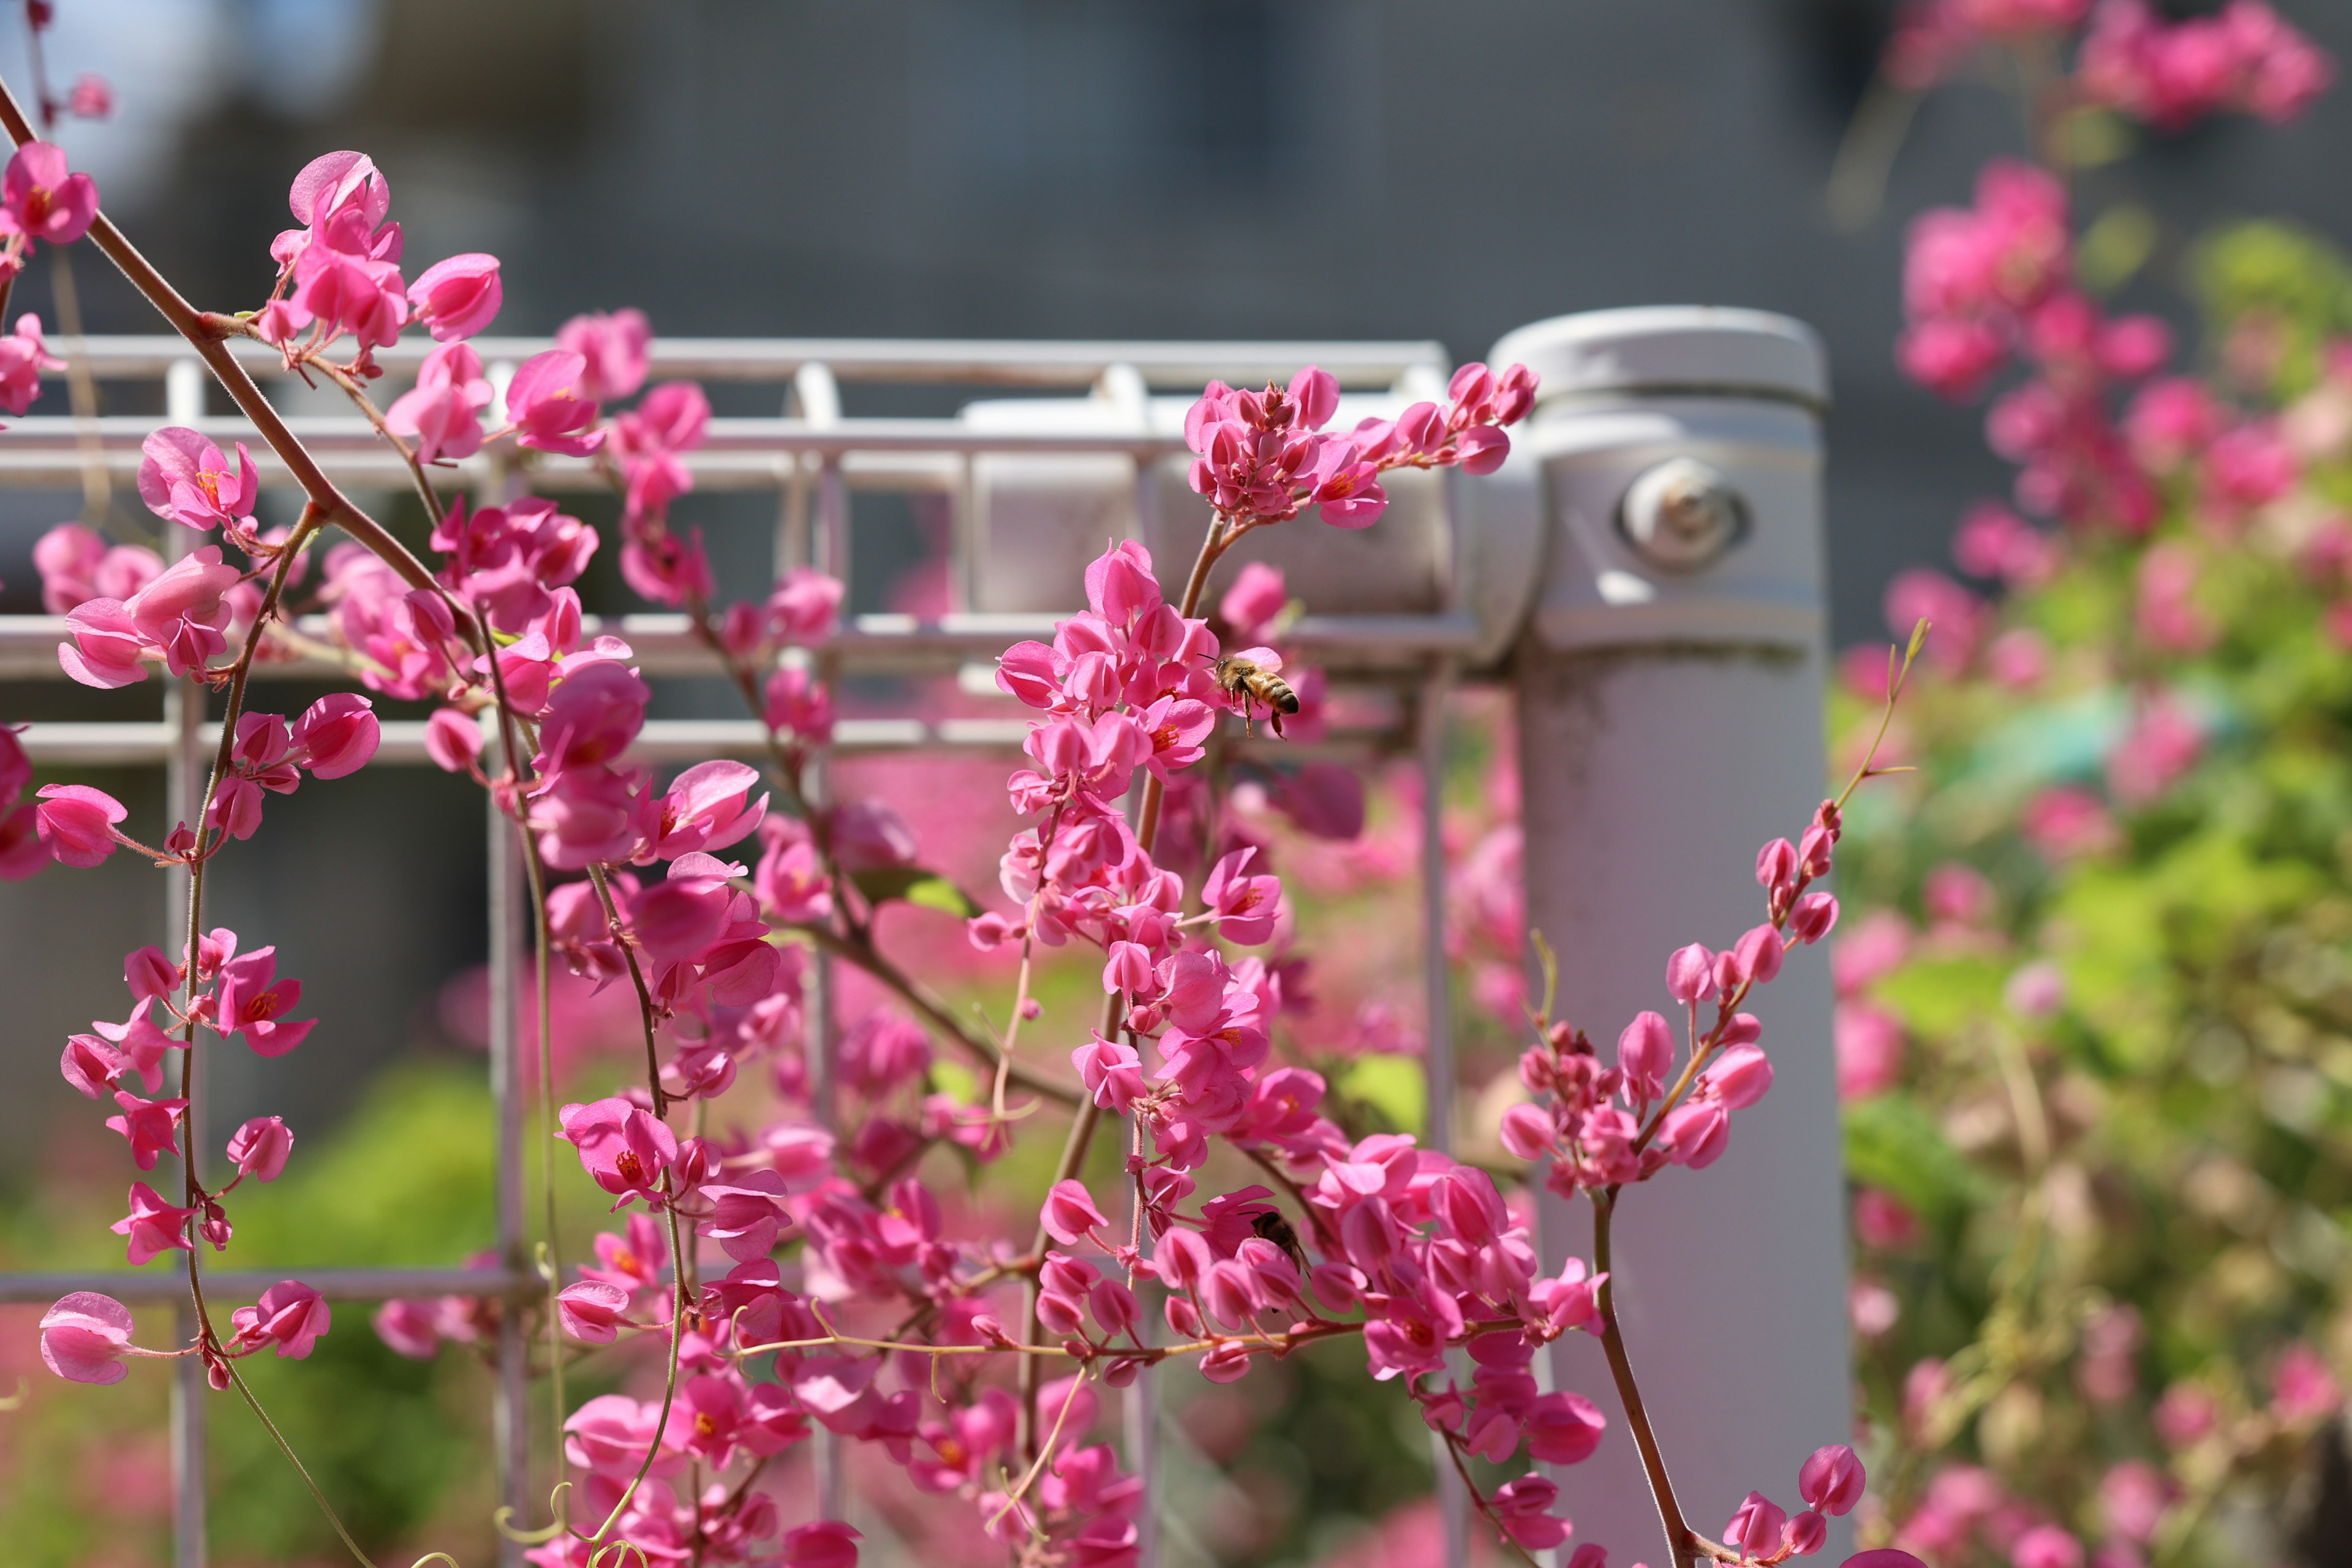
[1250,1208,1311,1278]
[1214,652,1299,736]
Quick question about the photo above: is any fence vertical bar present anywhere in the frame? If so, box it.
[796,363,847,1525]
[162,353,209,1568]
[1414,661,1471,1568]
[1124,450,1163,1568]
[489,762,530,1564]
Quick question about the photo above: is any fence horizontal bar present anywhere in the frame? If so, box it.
[16,710,1416,767]
[0,612,1480,682]
[0,1266,531,1305]
[32,335,1447,386]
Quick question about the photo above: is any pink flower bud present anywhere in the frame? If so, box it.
[1309,1261,1362,1313]
[777,1520,861,1568]
[1498,1102,1555,1161]
[1706,1044,1774,1110]
[1089,1278,1139,1340]
[423,707,481,774]
[292,692,379,778]
[1756,836,1799,895]
[1789,890,1839,944]
[406,252,503,342]
[1661,1098,1729,1168]
[1784,1509,1828,1556]
[1665,943,1716,1004]
[40,1291,134,1384]
[556,1280,630,1344]
[1155,1226,1213,1292]
[1523,1390,1606,1464]
[36,783,126,866]
[124,944,178,1002]
[1456,424,1510,473]
[1040,1179,1108,1246]
[1724,1491,1789,1556]
[1799,823,1835,876]
[1735,923,1785,987]
[226,1115,293,1182]
[1618,1010,1673,1101]
[1800,1442,1866,1515]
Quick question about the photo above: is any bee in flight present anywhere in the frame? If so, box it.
[1250,1208,1311,1278]
[1214,649,1299,737]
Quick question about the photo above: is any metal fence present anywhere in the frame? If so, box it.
[0,334,1490,1568]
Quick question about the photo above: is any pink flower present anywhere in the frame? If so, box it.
[559,1096,679,1208]
[1836,1003,1905,1099]
[0,140,97,245]
[405,252,502,341]
[767,567,843,643]
[227,1116,294,1182]
[142,428,264,532]
[67,73,112,119]
[423,707,483,774]
[1523,1390,1606,1463]
[652,760,767,859]
[2011,1524,2084,1568]
[2271,1341,2342,1424]
[372,1299,441,1360]
[40,1291,135,1384]
[386,341,493,464]
[111,1180,195,1265]
[1617,1010,1673,1102]
[124,546,243,678]
[556,1280,632,1343]
[1042,1179,1109,1246]
[36,782,127,865]
[217,946,315,1056]
[2107,695,2202,805]
[556,308,652,402]
[0,311,61,415]
[1489,1474,1570,1550]
[104,1090,187,1170]
[230,1280,330,1359]
[2021,786,2119,861]
[1202,846,1283,944]
[1801,1442,1866,1515]
[502,350,605,457]
[1219,562,1287,641]
[1725,1491,1789,1557]
[777,1520,861,1568]
[291,693,380,779]
[698,1170,794,1261]
[1665,942,1716,1005]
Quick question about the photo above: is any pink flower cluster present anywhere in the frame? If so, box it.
[1185,361,1531,530]
[1899,162,2174,532]
[2078,0,2331,129]
[1498,802,1841,1186]
[1885,0,2094,91]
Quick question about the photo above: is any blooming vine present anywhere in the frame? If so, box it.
[4,55,1930,1568]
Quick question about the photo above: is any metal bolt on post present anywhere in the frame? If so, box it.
[1476,307,1849,1565]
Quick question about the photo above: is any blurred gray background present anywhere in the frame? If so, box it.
[5,0,2350,1170]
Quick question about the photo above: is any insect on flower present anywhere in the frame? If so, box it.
[1213,650,1298,736]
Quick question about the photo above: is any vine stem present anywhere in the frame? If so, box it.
[1591,1187,1698,1568]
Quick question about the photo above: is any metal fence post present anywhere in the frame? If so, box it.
[1487,308,1850,1564]
[162,353,210,1568]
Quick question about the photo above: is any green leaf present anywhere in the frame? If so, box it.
[1843,1091,1986,1224]
[852,865,981,918]
[1340,1054,1428,1137]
